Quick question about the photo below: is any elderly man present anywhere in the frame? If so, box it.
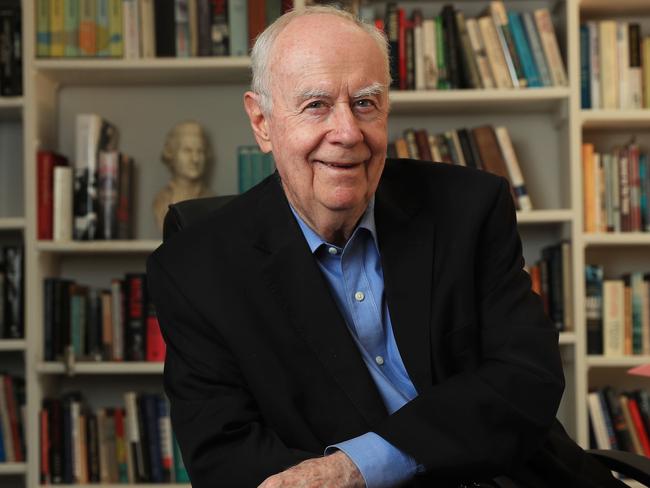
[147,6,624,488]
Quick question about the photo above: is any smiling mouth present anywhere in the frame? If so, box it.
[315,160,363,169]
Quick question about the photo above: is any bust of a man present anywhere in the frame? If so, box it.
[153,121,213,230]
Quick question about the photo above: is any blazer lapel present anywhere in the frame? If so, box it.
[252,177,388,428]
[375,174,435,393]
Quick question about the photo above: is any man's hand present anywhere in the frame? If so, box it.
[257,450,365,488]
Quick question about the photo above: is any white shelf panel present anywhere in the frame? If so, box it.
[0,97,22,120]
[559,332,576,345]
[34,57,252,85]
[583,233,650,246]
[0,339,26,351]
[587,356,650,368]
[0,462,26,475]
[36,239,161,254]
[581,110,650,129]
[0,218,25,230]
[389,87,571,114]
[516,209,574,225]
[37,361,164,374]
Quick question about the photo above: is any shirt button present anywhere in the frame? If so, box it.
[328,246,338,255]
[375,355,384,365]
[354,291,365,302]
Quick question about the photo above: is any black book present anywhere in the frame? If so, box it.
[125,273,147,361]
[136,393,152,481]
[0,1,22,97]
[154,0,176,56]
[197,0,213,56]
[43,278,57,361]
[456,128,477,169]
[441,5,463,89]
[603,386,633,452]
[585,265,604,355]
[45,398,64,484]
[3,246,23,338]
[541,243,565,331]
[144,394,164,482]
[86,411,100,482]
[86,288,103,361]
[211,0,229,55]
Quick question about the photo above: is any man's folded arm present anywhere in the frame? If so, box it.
[374,177,565,479]
[147,254,317,488]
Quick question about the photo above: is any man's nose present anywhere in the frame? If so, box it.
[327,104,364,147]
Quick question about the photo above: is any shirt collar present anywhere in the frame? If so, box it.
[289,197,378,254]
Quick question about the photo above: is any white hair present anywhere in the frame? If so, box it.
[250,5,391,115]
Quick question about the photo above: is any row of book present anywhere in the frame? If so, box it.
[238,145,276,194]
[389,125,532,212]
[0,374,25,463]
[37,114,136,241]
[40,391,188,484]
[36,0,293,59]
[589,386,650,456]
[580,21,650,110]
[379,1,567,91]
[0,0,22,96]
[43,273,165,363]
[582,141,650,234]
[528,240,573,333]
[586,266,650,356]
[0,245,23,340]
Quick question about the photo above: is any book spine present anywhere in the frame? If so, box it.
[494,126,533,211]
[587,22,600,109]
[140,0,156,58]
[108,0,123,57]
[580,25,591,109]
[123,0,140,59]
[617,22,629,110]
[114,408,129,482]
[210,0,229,56]
[96,0,110,57]
[478,16,512,88]
[98,151,119,240]
[522,12,552,87]
[490,2,522,87]
[144,394,163,482]
[603,280,625,356]
[111,279,124,361]
[509,11,541,88]
[37,151,56,240]
[227,0,247,56]
[629,24,642,109]
[599,20,618,109]
[50,0,65,57]
[197,0,212,56]
[125,274,147,361]
[40,406,50,483]
[157,398,173,482]
[37,0,51,57]
[79,0,97,56]
[385,2,399,89]
[116,155,133,239]
[412,10,425,91]
[456,12,481,89]
[146,305,165,362]
[534,8,568,86]
[64,0,80,57]
[53,166,73,241]
[3,247,23,339]
[188,0,199,56]
[441,6,461,89]
[585,264,604,355]
[422,19,437,89]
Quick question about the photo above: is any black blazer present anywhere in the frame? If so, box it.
[147,159,623,488]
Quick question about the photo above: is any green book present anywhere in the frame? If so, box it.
[108,0,123,57]
[96,0,110,56]
[36,0,50,57]
[64,0,80,57]
[172,432,190,482]
[70,290,87,358]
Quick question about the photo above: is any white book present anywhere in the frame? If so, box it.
[599,20,619,109]
[422,19,438,90]
[412,14,425,91]
[617,22,630,110]
[586,22,600,109]
[534,8,568,87]
[495,126,533,211]
[603,279,625,357]
[122,0,140,59]
[427,134,442,162]
[588,391,611,449]
[466,17,494,89]
[478,16,513,89]
[53,165,73,241]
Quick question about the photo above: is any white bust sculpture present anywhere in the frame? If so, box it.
[153,121,214,231]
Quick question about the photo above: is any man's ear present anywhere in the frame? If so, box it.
[243,91,272,153]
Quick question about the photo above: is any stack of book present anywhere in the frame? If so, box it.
[585,265,650,356]
[528,240,573,333]
[36,0,293,59]
[582,141,650,234]
[0,245,23,340]
[0,373,25,464]
[580,21,650,109]
[389,125,532,212]
[378,1,567,91]
[37,113,135,242]
[238,145,276,194]
[589,386,650,456]
[0,0,21,96]
[43,273,165,363]
[40,391,188,484]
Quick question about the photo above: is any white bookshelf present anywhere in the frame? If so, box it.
[0,0,646,486]
[0,463,27,475]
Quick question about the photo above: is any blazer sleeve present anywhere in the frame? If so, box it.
[147,254,317,488]
[373,177,565,479]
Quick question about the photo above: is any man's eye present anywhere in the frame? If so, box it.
[306,101,325,109]
[354,99,375,108]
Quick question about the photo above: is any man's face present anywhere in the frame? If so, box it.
[262,15,389,222]
[172,128,206,181]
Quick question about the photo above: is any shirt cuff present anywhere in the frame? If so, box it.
[325,432,419,488]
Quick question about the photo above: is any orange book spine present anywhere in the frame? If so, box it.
[627,396,650,456]
[582,143,596,233]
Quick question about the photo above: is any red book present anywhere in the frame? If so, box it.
[248,0,266,50]
[4,375,23,462]
[40,408,50,483]
[627,396,650,456]
[146,306,166,362]
[37,150,68,240]
[398,8,407,90]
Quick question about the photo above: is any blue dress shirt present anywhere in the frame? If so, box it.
[290,200,422,488]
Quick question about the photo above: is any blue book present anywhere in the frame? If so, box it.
[522,12,552,87]
[508,12,542,88]
[640,154,649,231]
[580,24,591,108]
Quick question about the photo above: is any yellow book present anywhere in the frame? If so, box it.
[599,21,619,109]
[582,143,596,233]
[50,0,65,57]
[643,37,650,108]
[109,0,124,57]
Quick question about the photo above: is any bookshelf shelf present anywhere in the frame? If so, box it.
[516,209,574,225]
[35,239,161,254]
[587,356,650,368]
[33,57,252,86]
[36,362,164,375]
[0,97,23,120]
[583,233,650,246]
[0,217,25,230]
[560,332,577,345]
[388,87,571,114]
[0,339,26,351]
[581,110,650,129]
[0,463,26,475]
